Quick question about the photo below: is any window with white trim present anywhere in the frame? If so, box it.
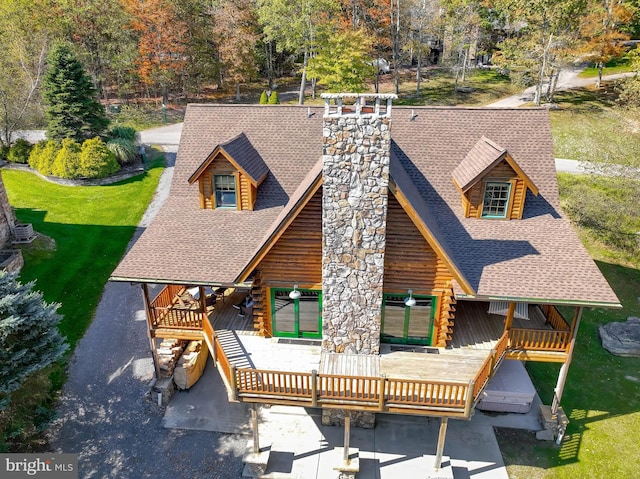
[481,181,511,218]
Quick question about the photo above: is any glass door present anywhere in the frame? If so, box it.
[271,288,322,338]
[381,294,434,345]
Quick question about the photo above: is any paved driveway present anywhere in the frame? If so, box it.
[47,150,246,478]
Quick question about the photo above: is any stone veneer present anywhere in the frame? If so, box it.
[0,171,16,248]
[321,94,395,355]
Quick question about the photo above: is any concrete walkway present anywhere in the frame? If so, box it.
[163,356,546,479]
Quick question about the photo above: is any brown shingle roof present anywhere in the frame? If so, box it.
[452,136,506,191]
[111,104,620,307]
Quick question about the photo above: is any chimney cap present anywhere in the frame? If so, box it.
[321,93,397,118]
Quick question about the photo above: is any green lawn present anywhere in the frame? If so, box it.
[497,175,640,478]
[0,155,163,451]
[549,88,640,168]
[579,58,634,78]
[3,158,163,348]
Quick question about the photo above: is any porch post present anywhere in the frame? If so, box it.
[552,306,583,414]
[503,302,516,332]
[343,410,352,464]
[434,417,448,470]
[141,283,160,378]
[198,285,207,312]
[251,403,260,454]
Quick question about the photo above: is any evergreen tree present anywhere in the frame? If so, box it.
[259,90,269,104]
[43,43,109,142]
[268,91,280,104]
[0,271,68,409]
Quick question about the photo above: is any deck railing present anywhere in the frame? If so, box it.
[508,328,571,352]
[148,284,205,329]
[473,331,509,400]
[540,304,571,331]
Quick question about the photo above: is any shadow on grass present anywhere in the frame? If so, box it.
[553,87,619,113]
[498,260,640,473]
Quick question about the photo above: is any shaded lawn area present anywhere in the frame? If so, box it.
[3,159,164,349]
[549,87,640,168]
[497,259,640,478]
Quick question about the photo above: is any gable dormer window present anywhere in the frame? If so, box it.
[188,133,269,211]
[214,174,237,208]
[452,137,538,220]
[481,181,512,218]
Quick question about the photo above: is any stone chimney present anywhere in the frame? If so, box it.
[321,93,396,355]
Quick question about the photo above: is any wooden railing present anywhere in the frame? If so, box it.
[232,366,474,417]
[150,284,184,310]
[508,328,571,352]
[148,284,205,329]
[540,304,571,331]
[473,331,509,400]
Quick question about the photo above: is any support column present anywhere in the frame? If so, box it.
[141,283,160,378]
[434,417,449,470]
[503,302,516,332]
[552,306,583,414]
[343,410,351,464]
[242,403,270,478]
[251,403,260,454]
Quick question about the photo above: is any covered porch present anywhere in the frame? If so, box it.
[141,283,577,419]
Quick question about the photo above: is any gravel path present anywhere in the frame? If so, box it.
[47,147,246,478]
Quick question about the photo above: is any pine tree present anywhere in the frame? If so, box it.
[259,90,269,104]
[268,91,280,104]
[0,271,68,409]
[43,43,109,142]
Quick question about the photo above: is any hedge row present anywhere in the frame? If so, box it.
[28,137,120,179]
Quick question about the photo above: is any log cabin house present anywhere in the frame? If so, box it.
[111,94,620,470]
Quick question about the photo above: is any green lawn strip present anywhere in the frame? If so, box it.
[578,58,633,78]
[497,186,640,478]
[549,88,640,167]
[3,159,163,349]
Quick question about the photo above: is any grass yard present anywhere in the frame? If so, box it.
[0,152,164,451]
[579,58,634,78]
[497,174,640,478]
[549,87,640,168]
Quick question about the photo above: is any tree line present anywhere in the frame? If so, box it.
[0,0,638,146]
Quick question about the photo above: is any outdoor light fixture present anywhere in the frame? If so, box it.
[289,283,302,300]
[404,289,416,307]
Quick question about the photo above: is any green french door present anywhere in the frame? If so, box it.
[271,288,322,338]
[381,294,435,345]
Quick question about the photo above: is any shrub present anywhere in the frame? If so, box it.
[268,91,280,104]
[106,138,137,165]
[51,138,81,178]
[259,90,268,104]
[79,137,119,179]
[7,139,33,164]
[108,126,139,143]
[28,140,60,176]
[0,145,9,162]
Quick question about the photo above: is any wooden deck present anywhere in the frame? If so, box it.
[144,284,573,417]
[451,301,549,350]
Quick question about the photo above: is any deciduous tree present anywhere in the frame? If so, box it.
[258,0,341,104]
[210,0,260,101]
[307,28,375,92]
[579,0,633,87]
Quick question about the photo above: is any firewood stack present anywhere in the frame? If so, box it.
[157,338,186,378]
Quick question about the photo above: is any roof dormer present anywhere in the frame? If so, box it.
[188,133,268,210]
[452,137,538,220]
